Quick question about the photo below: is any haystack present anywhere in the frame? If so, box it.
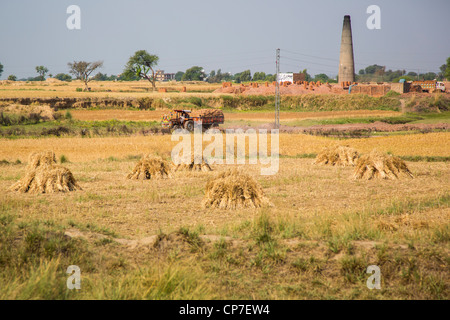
[201,169,271,210]
[127,155,172,179]
[10,151,81,193]
[172,155,212,172]
[314,145,359,166]
[352,150,413,180]
[11,165,81,193]
[191,109,224,118]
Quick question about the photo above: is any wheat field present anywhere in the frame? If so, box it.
[0,132,448,164]
[0,80,448,299]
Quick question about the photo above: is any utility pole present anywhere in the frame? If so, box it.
[275,48,280,129]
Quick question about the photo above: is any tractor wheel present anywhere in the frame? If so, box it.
[185,121,194,132]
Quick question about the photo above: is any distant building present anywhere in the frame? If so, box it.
[155,70,176,81]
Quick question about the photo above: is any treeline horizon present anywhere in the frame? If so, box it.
[1,60,448,84]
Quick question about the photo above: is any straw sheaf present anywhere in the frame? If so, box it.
[172,156,213,172]
[314,145,359,167]
[352,150,414,180]
[201,169,271,210]
[127,155,172,179]
[10,164,81,193]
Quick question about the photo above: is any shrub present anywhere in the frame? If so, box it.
[60,155,68,163]
[65,111,73,120]
[187,97,202,107]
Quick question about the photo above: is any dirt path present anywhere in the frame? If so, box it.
[225,121,449,134]
[70,109,401,122]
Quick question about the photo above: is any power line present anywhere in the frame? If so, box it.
[281,56,337,68]
[280,48,339,62]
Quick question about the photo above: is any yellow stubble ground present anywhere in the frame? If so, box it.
[0,132,448,164]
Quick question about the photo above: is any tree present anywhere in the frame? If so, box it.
[240,70,251,82]
[252,72,266,81]
[55,73,72,81]
[123,50,159,90]
[392,75,414,83]
[35,66,48,81]
[93,72,108,81]
[118,72,139,81]
[7,75,17,81]
[358,69,365,75]
[444,57,450,80]
[314,73,329,82]
[233,71,252,83]
[0,62,3,78]
[300,69,312,82]
[182,66,205,81]
[419,72,437,80]
[68,60,103,91]
[364,64,384,75]
[264,74,276,82]
[175,71,184,81]
[207,69,232,83]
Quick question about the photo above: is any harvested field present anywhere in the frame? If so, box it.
[0,132,448,164]
[1,152,448,299]
[0,104,56,120]
[0,80,222,99]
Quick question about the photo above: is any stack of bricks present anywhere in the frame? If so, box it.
[181,86,186,92]
[222,82,232,88]
[158,88,167,93]
[265,82,269,87]
[252,82,258,88]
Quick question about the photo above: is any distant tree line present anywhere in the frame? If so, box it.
[1,56,449,85]
[356,63,448,82]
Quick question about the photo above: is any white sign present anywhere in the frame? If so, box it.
[277,73,293,83]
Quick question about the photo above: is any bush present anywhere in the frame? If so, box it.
[385,90,401,97]
[60,155,68,163]
[65,111,73,120]
[136,97,154,110]
[187,97,202,107]
[76,88,83,92]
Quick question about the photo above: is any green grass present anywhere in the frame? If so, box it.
[0,119,160,138]
[0,194,448,299]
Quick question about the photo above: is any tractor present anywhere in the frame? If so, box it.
[161,109,224,132]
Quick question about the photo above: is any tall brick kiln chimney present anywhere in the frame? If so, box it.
[338,15,355,84]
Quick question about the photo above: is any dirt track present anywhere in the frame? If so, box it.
[70,109,401,122]
[225,121,449,134]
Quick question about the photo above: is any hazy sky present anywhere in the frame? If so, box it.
[0,0,449,79]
